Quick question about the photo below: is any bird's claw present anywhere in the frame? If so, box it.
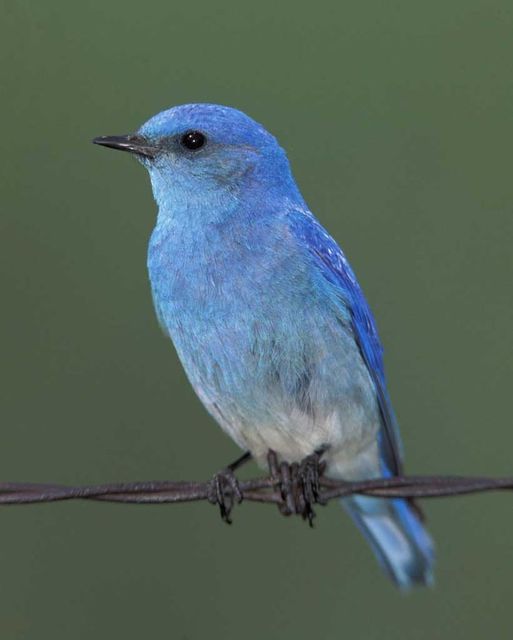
[267,446,329,526]
[299,448,328,505]
[207,467,243,524]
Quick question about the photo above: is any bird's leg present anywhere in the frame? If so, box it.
[267,446,329,525]
[208,451,252,524]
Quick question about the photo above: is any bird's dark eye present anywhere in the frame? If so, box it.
[180,131,206,150]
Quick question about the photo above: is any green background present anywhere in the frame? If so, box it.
[1,1,512,638]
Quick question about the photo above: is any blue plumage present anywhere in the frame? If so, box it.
[96,103,434,588]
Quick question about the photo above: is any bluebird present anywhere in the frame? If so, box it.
[93,104,434,588]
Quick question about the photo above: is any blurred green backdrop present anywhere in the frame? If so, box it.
[1,1,513,638]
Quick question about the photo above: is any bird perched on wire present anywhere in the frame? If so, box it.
[93,103,434,588]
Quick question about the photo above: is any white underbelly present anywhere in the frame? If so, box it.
[208,395,382,477]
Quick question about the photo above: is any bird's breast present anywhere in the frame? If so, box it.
[147,216,310,328]
[147,217,327,398]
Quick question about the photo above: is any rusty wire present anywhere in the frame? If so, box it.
[0,474,512,512]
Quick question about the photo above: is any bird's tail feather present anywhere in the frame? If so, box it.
[342,494,435,589]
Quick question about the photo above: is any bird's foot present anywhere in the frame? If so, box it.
[267,446,329,527]
[207,467,242,524]
[207,452,251,524]
[298,446,329,506]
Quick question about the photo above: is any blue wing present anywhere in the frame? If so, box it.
[288,207,404,475]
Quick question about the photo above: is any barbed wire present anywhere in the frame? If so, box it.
[1,472,512,523]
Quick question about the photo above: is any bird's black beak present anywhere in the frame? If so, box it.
[92,134,158,159]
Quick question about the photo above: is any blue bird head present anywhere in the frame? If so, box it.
[94,104,301,217]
